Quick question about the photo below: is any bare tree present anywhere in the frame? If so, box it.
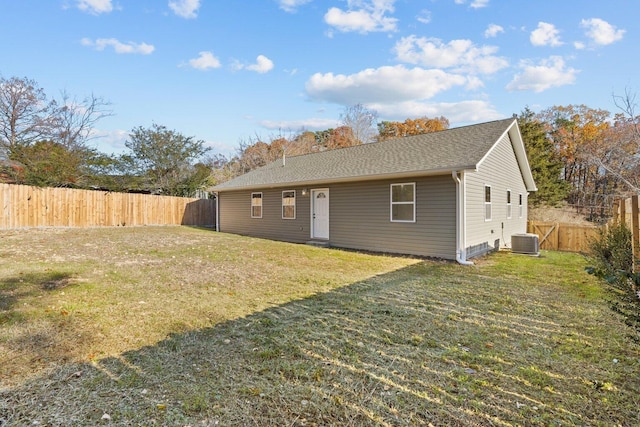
[0,76,57,159]
[54,91,113,149]
[591,89,640,194]
[339,104,378,144]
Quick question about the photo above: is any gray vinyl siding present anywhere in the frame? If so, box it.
[218,187,311,243]
[218,175,456,259]
[465,132,528,256]
[329,176,456,259]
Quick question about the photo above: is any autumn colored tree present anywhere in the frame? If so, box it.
[537,105,612,207]
[377,116,449,141]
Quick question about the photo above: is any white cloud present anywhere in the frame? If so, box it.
[454,0,490,9]
[246,55,275,73]
[233,56,275,73]
[90,128,129,154]
[278,0,311,13]
[580,18,625,46]
[574,41,586,50]
[394,36,508,75]
[416,9,431,24]
[506,56,578,93]
[76,0,113,14]
[305,65,470,105]
[324,0,398,34]
[260,118,339,131]
[187,51,221,70]
[484,24,504,38]
[168,0,201,19]
[530,22,563,47]
[367,100,502,123]
[81,38,155,55]
[470,0,489,8]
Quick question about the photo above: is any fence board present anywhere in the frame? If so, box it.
[527,221,599,252]
[0,183,215,229]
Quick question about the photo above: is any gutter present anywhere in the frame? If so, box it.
[452,171,474,266]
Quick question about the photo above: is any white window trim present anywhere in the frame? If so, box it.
[506,189,512,219]
[484,185,492,222]
[251,192,262,219]
[390,182,416,223]
[282,190,296,220]
[519,193,524,218]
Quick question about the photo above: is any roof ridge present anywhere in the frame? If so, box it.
[282,117,515,161]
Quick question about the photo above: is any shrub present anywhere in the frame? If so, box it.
[588,223,633,281]
[587,222,640,340]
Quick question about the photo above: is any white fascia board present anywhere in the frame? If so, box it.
[476,119,537,192]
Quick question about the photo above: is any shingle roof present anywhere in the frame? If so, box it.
[213,118,534,191]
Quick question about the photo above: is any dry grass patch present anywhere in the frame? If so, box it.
[1,227,639,426]
[0,227,416,389]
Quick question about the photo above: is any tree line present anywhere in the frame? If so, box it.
[0,76,210,197]
[1,75,638,212]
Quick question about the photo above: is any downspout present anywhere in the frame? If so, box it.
[214,192,219,232]
[452,171,474,266]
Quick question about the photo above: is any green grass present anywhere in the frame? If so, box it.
[1,227,639,426]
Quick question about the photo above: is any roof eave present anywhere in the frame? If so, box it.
[212,165,478,192]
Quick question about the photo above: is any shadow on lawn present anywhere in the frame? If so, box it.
[0,271,75,321]
[1,261,638,426]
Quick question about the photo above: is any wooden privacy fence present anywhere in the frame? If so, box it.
[611,195,640,271]
[527,221,600,252]
[0,183,216,229]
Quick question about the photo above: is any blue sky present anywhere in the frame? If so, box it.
[0,0,634,157]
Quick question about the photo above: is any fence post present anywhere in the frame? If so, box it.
[612,199,620,225]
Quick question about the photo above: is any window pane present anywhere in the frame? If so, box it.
[507,191,511,204]
[283,205,295,218]
[392,204,414,221]
[485,186,491,203]
[252,206,262,217]
[392,184,414,202]
[485,203,492,220]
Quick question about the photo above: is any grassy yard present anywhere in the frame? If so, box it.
[0,227,638,426]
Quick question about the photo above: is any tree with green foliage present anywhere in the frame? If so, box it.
[120,123,211,196]
[518,107,569,206]
[10,140,96,187]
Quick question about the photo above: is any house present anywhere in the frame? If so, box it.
[212,118,537,264]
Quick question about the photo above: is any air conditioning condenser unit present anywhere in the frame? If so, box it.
[511,233,540,256]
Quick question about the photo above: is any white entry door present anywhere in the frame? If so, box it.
[311,189,329,239]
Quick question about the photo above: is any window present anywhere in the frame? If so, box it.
[390,183,415,222]
[519,193,523,218]
[506,190,512,219]
[251,192,262,218]
[282,190,296,219]
[484,185,492,221]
